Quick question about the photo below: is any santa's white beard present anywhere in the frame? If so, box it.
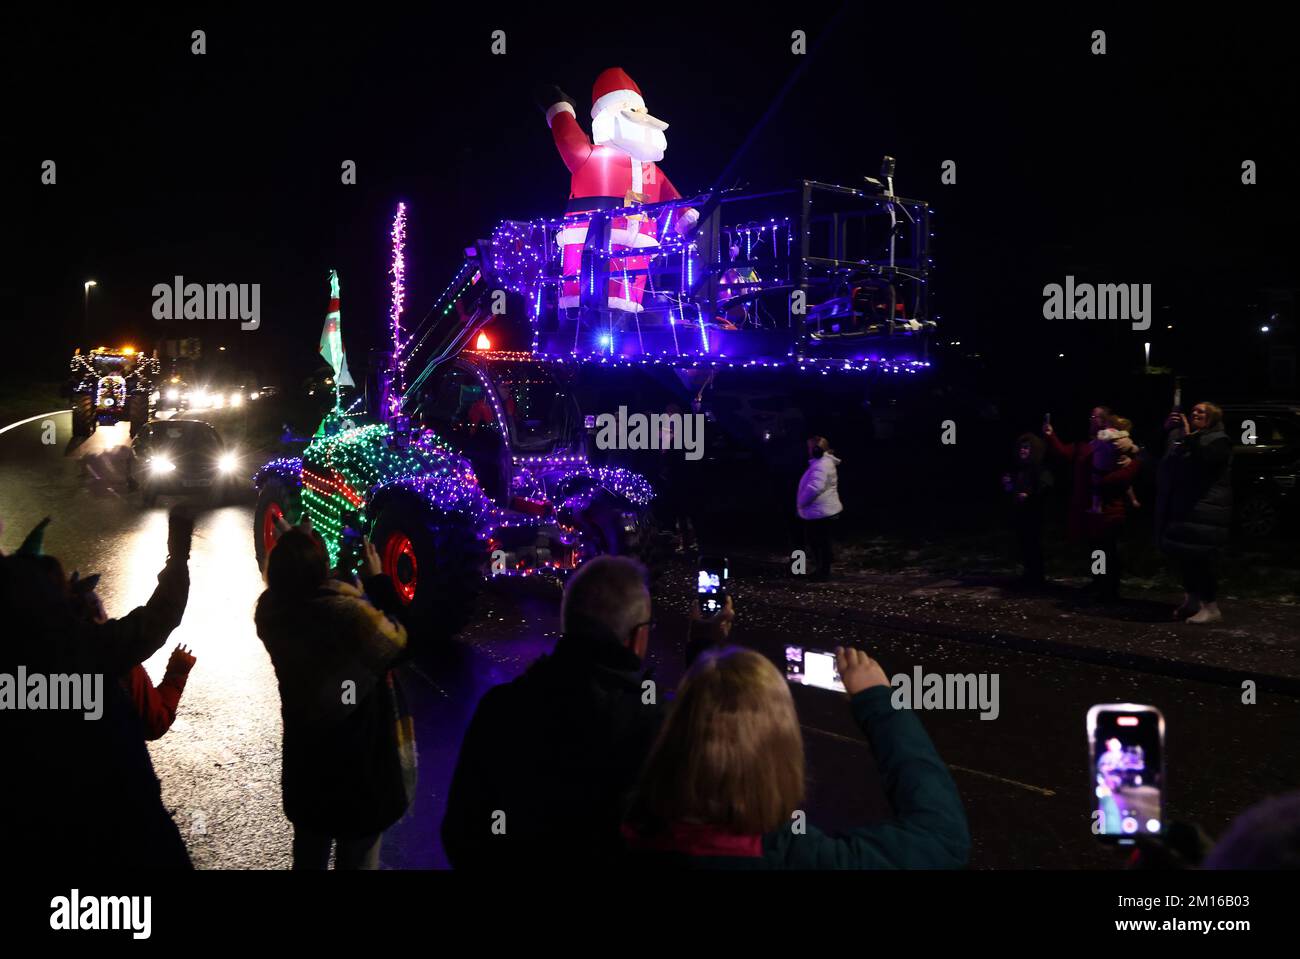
[592,111,667,162]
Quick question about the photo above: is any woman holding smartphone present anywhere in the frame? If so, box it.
[1155,402,1233,623]
[621,646,969,868]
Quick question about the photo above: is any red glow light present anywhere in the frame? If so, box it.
[475,332,492,351]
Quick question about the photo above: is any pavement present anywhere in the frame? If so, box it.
[721,554,1300,693]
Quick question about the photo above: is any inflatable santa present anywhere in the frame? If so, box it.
[536,68,697,313]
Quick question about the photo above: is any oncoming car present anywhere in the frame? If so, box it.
[128,419,241,506]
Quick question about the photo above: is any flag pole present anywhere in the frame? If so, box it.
[329,270,343,415]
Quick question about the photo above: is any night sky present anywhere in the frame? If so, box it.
[10,5,1299,399]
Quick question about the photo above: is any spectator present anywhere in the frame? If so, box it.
[1155,401,1233,624]
[1044,406,1140,600]
[68,569,197,739]
[254,518,414,870]
[1093,415,1142,512]
[0,509,194,868]
[796,435,843,581]
[622,645,970,868]
[657,402,697,553]
[441,555,730,867]
[1204,791,1300,869]
[1002,432,1051,587]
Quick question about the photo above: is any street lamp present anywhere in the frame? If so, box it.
[83,280,98,345]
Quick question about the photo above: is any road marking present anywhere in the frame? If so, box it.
[946,764,1055,795]
[0,408,71,437]
[801,725,1056,796]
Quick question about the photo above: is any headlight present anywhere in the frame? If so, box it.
[211,394,225,409]
[218,452,238,473]
[150,456,175,474]
[249,392,260,401]
[165,388,180,402]
[103,398,115,407]
[229,393,243,407]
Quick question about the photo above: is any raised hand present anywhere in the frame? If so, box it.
[835,646,890,696]
[167,503,198,561]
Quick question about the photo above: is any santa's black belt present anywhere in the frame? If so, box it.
[565,196,624,214]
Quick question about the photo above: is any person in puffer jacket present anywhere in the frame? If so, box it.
[255,518,413,869]
[1155,401,1233,624]
[796,435,843,581]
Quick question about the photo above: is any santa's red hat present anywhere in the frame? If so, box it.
[591,67,646,119]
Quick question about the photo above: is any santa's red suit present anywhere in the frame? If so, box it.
[542,67,697,313]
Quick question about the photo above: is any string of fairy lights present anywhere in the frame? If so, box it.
[388,202,408,414]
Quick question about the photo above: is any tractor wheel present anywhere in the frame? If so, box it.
[254,479,303,569]
[371,499,482,643]
[72,395,96,438]
[127,394,149,438]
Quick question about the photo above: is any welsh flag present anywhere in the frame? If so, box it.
[320,269,355,387]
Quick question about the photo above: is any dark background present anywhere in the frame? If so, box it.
[7,3,1298,412]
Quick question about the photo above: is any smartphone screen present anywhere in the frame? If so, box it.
[1087,704,1165,842]
[785,645,845,692]
[697,554,728,616]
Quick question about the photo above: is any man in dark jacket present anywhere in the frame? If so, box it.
[441,555,727,867]
[1155,402,1233,623]
[0,509,194,868]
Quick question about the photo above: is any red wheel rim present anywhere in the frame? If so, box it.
[383,532,418,604]
[262,502,284,556]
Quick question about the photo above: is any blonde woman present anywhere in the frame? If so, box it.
[623,646,969,867]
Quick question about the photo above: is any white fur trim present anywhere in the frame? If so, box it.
[607,296,643,313]
[591,88,645,120]
[609,228,659,249]
[557,226,659,250]
[546,101,576,127]
[556,294,644,313]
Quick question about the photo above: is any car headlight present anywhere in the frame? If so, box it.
[150,456,175,474]
[165,388,180,402]
[211,394,224,409]
[249,392,260,401]
[230,393,243,407]
[218,452,238,473]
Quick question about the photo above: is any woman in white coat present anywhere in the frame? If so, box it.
[796,436,843,581]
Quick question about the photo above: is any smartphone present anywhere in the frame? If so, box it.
[696,554,728,616]
[785,645,845,692]
[1087,703,1165,843]
[1044,412,1051,427]
[1172,378,1183,412]
[335,510,365,577]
